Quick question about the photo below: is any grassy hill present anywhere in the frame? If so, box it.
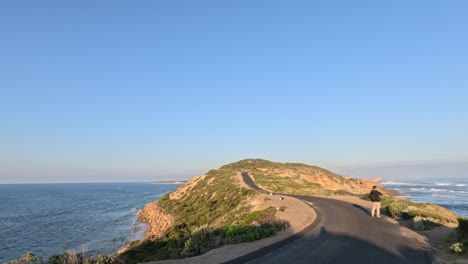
[221,159,377,195]
[120,159,461,263]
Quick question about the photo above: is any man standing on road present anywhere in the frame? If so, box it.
[369,185,382,218]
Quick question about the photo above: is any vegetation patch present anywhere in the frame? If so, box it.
[458,217,468,239]
[7,251,125,264]
[230,159,365,196]
[380,196,458,226]
[121,212,283,263]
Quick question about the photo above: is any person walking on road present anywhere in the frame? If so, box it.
[369,185,382,218]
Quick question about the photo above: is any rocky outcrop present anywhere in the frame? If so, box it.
[139,202,174,240]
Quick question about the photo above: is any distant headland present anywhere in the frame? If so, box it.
[152,180,187,184]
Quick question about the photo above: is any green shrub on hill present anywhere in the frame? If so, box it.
[7,252,41,264]
[381,196,458,226]
[121,207,284,263]
[458,218,468,239]
[157,167,257,237]
[447,218,468,256]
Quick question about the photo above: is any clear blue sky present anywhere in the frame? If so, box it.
[1,1,467,183]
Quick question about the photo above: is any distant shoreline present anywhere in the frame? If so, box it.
[152,181,186,184]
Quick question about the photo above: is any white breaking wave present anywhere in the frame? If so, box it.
[410,188,427,191]
[436,183,451,186]
[381,181,412,186]
[430,188,449,192]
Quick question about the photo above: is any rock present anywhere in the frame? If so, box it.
[139,202,175,240]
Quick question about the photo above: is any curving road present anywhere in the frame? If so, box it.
[228,172,432,264]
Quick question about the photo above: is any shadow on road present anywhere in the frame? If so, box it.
[352,203,371,216]
[232,172,432,264]
[352,203,388,218]
[235,226,431,264]
[296,227,431,264]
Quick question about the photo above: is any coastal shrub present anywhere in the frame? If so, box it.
[450,242,464,254]
[406,210,444,223]
[182,225,221,257]
[93,256,112,264]
[381,196,413,218]
[412,216,441,230]
[10,252,109,264]
[458,218,468,239]
[43,251,125,264]
[243,207,276,225]
[121,222,279,263]
[8,252,41,264]
[222,224,276,244]
[223,225,259,243]
[46,254,63,264]
[380,196,458,226]
[120,239,184,264]
[47,250,80,264]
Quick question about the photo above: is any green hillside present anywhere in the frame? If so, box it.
[121,159,460,263]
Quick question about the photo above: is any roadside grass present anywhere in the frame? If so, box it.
[376,195,459,233]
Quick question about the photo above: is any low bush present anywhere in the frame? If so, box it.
[122,206,284,263]
[120,239,185,264]
[7,251,125,264]
[450,242,464,254]
[7,252,41,264]
[243,207,276,225]
[381,196,413,218]
[182,225,222,257]
[222,224,276,244]
[380,196,457,226]
[411,216,441,230]
[458,218,468,239]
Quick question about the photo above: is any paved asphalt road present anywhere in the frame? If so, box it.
[230,172,432,264]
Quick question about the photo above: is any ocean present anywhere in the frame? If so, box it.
[381,177,468,218]
[0,182,181,263]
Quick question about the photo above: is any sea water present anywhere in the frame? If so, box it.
[0,182,181,263]
[381,177,468,218]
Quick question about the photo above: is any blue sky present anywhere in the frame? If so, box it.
[1,1,467,183]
